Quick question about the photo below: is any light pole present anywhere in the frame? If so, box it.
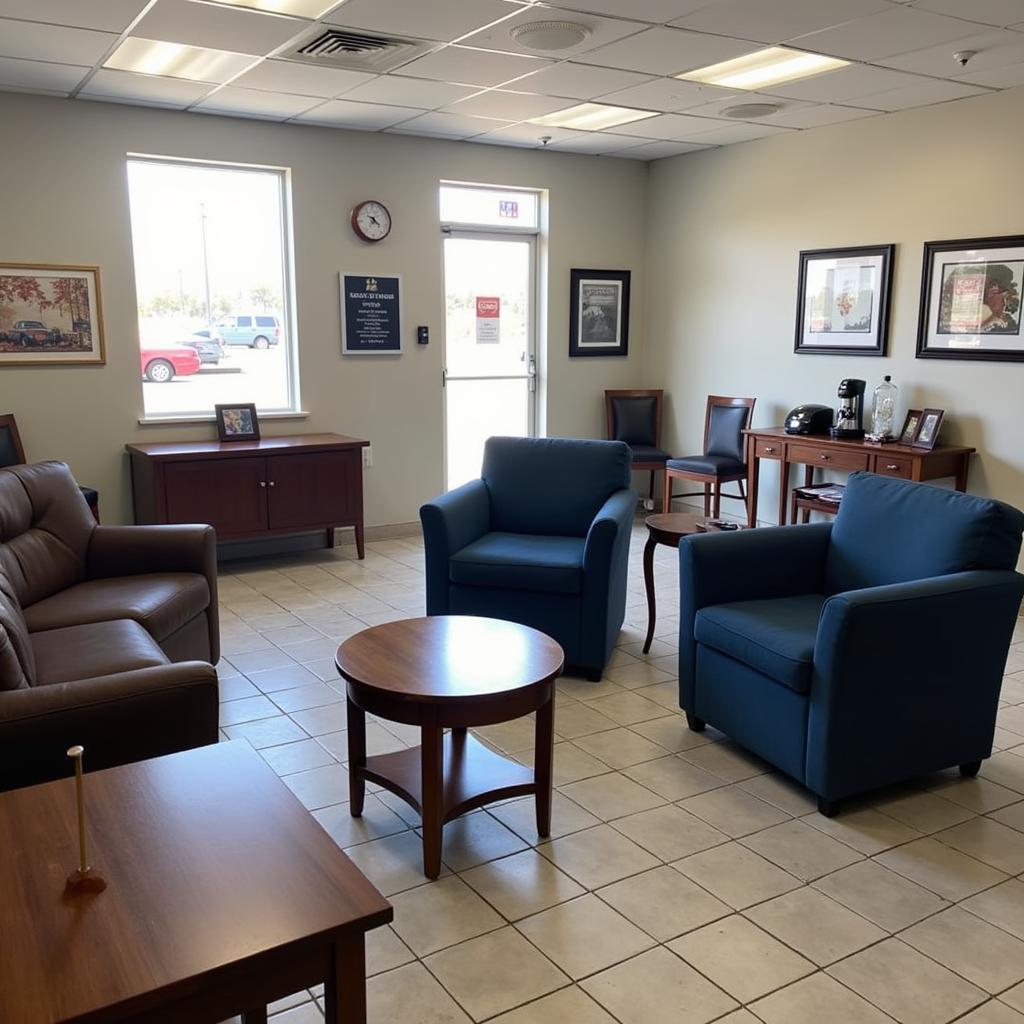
[200,202,212,326]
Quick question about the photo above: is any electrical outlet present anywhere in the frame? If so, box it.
[362,445,373,469]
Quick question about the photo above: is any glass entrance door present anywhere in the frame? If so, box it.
[443,232,536,490]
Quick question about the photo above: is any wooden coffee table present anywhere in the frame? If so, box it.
[336,616,565,879]
[642,512,751,653]
[0,741,392,1024]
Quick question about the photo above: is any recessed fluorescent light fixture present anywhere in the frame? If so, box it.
[530,102,657,131]
[679,47,848,90]
[209,0,338,17]
[105,37,255,83]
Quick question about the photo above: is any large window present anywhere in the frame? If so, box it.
[126,157,298,419]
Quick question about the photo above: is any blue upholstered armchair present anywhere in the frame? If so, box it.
[678,472,1024,815]
[420,436,636,680]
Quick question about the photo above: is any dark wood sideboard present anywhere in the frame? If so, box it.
[743,427,976,528]
[126,433,370,558]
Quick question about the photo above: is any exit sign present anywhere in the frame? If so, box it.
[498,200,519,219]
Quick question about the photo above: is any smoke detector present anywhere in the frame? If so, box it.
[722,102,783,119]
[509,20,592,51]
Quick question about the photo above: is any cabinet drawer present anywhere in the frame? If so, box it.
[755,439,784,459]
[872,454,914,479]
[788,444,868,472]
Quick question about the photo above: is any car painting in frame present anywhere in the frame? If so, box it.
[0,263,105,366]
[917,236,1024,362]
[569,269,630,357]
[794,245,894,356]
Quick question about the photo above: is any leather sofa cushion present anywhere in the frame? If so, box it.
[695,594,827,693]
[32,619,169,686]
[0,572,34,690]
[450,533,585,595]
[24,573,210,643]
[666,455,745,477]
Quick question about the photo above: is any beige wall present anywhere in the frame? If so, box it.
[644,86,1024,524]
[0,92,648,527]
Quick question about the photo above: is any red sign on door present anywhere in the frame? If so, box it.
[475,296,500,343]
[476,296,500,317]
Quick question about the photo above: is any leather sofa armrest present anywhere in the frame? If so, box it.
[0,661,219,791]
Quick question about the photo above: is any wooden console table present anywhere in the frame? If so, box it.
[743,428,975,527]
[127,433,369,557]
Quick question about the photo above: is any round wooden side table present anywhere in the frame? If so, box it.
[642,513,750,653]
[335,615,565,879]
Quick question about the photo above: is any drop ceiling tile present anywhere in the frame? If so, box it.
[0,0,147,32]
[615,139,715,158]
[340,74,478,107]
[957,61,1024,87]
[398,45,550,87]
[609,111,727,138]
[761,102,882,127]
[549,0,719,22]
[0,19,117,65]
[911,0,1024,28]
[679,120,791,143]
[792,6,980,61]
[231,58,373,97]
[322,0,521,44]
[595,76,737,111]
[671,0,896,44]
[0,55,89,93]
[579,26,758,76]
[506,61,656,100]
[471,122,584,146]
[80,67,214,106]
[548,129,660,152]
[460,7,645,60]
[879,29,1024,76]
[444,88,575,119]
[847,77,989,110]
[765,63,923,101]
[389,110,511,137]
[195,84,322,117]
[133,0,306,54]
[292,98,425,127]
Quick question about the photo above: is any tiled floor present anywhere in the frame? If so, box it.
[214,518,1024,1024]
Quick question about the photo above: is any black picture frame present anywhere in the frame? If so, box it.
[215,403,260,442]
[794,244,894,356]
[912,407,945,450]
[898,409,922,446]
[916,235,1024,362]
[569,268,630,358]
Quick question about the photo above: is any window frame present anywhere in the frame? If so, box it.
[127,153,302,424]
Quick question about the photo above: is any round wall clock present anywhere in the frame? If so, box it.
[351,200,392,243]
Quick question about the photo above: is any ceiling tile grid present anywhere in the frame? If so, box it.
[0,0,1016,160]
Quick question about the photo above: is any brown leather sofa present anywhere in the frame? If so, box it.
[0,461,219,790]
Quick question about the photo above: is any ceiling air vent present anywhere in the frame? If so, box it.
[282,27,431,72]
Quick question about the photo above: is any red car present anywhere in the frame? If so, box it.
[140,345,201,383]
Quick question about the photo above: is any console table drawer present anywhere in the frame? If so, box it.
[873,454,914,479]
[789,445,868,472]
[755,439,784,459]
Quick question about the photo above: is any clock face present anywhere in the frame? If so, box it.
[352,200,391,242]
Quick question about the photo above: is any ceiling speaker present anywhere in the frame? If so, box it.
[722,102,784,119]
[509,20,592,51]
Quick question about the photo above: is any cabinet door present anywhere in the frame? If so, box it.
[266,451,360,530]
[164,458,268,536]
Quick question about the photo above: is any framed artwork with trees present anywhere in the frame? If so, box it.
[0,263,105,366]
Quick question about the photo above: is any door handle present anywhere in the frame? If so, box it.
[268,481,276,488]
[527,353,537,393]
[885,464,899,471]
[258,481,267,488]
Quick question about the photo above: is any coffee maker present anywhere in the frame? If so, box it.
[829,378,866,439]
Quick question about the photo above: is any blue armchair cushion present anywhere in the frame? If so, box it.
[629,445,672,464]
[449,533,585,595]
[483,436,631,538]
[666,455,745,477]
[695,594,826,693]
[826,472,1024,594]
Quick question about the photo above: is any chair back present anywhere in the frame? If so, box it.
[0,415,25,469]
[482,436,632,537]
[826,472,1024,594]
[605,390,662,448]
[704,396,755,463]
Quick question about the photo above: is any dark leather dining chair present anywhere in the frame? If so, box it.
[604,389,671,508]
[663,395,755,518]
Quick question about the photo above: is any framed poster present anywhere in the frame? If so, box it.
[340,273,401,354]
[569,268,630,357]
[916,236,1024,361]
[0,263,105,366]
[794,245,894,356]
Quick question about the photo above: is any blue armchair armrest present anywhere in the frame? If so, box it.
[807,569,1024,800]
[419,479,491,615]
[678,523,833,707]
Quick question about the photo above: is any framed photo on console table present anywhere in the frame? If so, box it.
[215,403,260,442]
[917,235,1024,362]
[569,269,630,357]
[794,245,894,356]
